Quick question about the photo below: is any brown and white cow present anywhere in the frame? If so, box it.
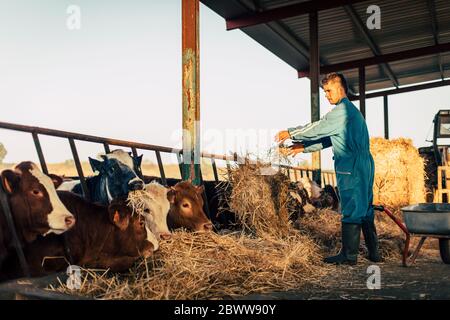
[0,162,75,270]
[2,191,153,278]
[166,181,213,232]
[128,182,172,251]
[297,177,339,210]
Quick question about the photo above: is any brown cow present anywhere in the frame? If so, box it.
[2,191,153,278]
[0,162,75,270]
[166,181,213,232]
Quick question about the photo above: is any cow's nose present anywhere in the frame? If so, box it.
[128,180,144,191]
[159,232,172,240]
[65,216,76,229]
[202,223,213,231]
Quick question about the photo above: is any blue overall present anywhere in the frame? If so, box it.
[288,97,375,224]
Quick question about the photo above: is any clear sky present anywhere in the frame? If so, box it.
[0,0,449,170]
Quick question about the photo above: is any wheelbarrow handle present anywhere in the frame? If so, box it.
[373,204,411,267]
[372,205,385,212]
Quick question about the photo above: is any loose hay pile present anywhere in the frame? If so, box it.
[52,140,431,299]
[53,160,335,300]
[370,137,426,209]
[54,231,329,300]
[224,160,295,238]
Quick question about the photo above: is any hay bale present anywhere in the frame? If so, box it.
[370,137,426,209]
[225,160,294,238]
[53,231,330,300]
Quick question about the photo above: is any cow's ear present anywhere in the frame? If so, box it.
[89,157,104,173]
[133,154,143,167]
[167,187,176,204]
[195,185,204,194]
[109,206,130,231]
[48,173,63,189]
[1,170,21,194]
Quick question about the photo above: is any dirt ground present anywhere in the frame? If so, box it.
[242,254,450,300]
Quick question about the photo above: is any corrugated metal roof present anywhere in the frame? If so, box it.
[201,0,450,94]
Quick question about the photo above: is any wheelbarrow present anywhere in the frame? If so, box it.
[373,204,450,267]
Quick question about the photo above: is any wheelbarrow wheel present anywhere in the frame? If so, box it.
[439,239,450,264]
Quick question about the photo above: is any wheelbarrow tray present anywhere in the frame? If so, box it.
[402,203,450,235]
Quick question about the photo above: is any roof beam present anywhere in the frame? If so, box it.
[427,0,444,80]
[297,42,450,77]
[226,0,368,30]
[348,79,450,100]
[237,0,330,67]
[343,5,399,88]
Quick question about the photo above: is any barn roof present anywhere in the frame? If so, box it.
[201,0,450,96]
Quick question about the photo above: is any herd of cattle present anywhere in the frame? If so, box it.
[0,149,338,281]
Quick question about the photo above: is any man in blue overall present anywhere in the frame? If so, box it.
[276,73,380,265]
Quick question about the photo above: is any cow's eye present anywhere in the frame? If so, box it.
[144,208,150,214]
[31,190,42,196]
[182,202,190,209]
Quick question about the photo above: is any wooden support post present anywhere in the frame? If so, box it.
[309,11,321,185]
[359,66,366,118]
[182,0,201,185]
[384,95,389,139]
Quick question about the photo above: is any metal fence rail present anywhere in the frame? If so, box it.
[0,121,336,188]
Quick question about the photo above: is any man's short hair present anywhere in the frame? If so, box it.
[321,73,348,94]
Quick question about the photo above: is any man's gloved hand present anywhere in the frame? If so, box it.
[287,143,305,156]
[275,130,291,144]
[278,143,305,157]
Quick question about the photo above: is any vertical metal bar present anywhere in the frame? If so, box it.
[197,165,212,219]
[155,151,167,186]
[32,133,49,175]
[68,138,90,200]
[0,186,30,277]
[176,152,184,178]
[182,0,201,185]
[384,95,389,139]
[226,160,232,180]
[309,11,321,185]
[359,66,366,118]
[211,158,219,182]
[294,169,299,182]
[131,147,138,159]
[103,143,111,154]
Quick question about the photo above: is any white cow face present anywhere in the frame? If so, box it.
[127,182,172,251]
[299,177,322,200]
[142,182,171,239]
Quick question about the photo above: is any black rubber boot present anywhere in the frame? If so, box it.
[362,220,382,262]
[324,223,361,265]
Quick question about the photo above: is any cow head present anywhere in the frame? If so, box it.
[108,200,153,259]
[89,149,144,202]
[0,162,75,243]
[141,182,172,241]
[166,181,213,232]
[298,177,322,200]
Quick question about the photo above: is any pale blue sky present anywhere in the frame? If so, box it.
[0,1,449,170]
